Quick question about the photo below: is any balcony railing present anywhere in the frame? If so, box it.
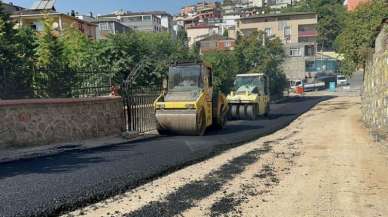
[298,31,318,37]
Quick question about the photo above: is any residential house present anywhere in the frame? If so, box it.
[1,2,25,14]
[343,0,370,11]
[94,19,131,40]
[199,35,236,54]
[265,0,300,9]
[100,11,162,32]
[238,12,318,79]
[178,1,222,29]
[150,11,173,33]
[11,9,97,39]
[186,24,221,47]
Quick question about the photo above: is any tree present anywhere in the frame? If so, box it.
[60,25,92,69]
[0,2,17,66]
[34,17,64,68]
[203,51,238,94]
[211,31,287,96]
[335,0,388,75]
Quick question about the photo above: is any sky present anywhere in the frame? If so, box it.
[6,0,216,16]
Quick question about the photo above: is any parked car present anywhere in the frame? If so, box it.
[290,79,325,92]
[337,75,349,86]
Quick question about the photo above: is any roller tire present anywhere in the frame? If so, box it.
[230,105,238,120]
[156,123,169,135]
[264,104,270,117]
[216,105,227,129]
[195,109,207,136]
[246,104,257,120]
[238,105,247,120]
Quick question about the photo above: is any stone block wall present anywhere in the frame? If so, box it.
[362,51,388,140]
[0,97,124,149]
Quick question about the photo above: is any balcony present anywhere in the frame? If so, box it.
[298,30,318,38]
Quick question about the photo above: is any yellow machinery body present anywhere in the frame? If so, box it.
[227,73,270,120]
[154,63,228,136]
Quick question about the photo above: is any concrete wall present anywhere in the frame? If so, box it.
[0,97,124,149]
[362,25,388,140]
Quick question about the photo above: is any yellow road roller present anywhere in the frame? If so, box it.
[227,73,270,120]
[154,62,228,136]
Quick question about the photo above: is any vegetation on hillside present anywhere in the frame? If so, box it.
[335,0,388,75]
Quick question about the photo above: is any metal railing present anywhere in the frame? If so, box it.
[123,85,161,133]
[0,66,113,100]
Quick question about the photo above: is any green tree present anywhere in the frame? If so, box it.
[60,25,92,69]
[35,17,64,68]
[211,31,287,96]
[0,2,17,66]
[335,0,388,75]
[203,51,239,93]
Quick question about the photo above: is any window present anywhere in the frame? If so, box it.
[125,16,142,22]
[264,27,272,37]
[143,16,151,21]
[99,23,110,31]
[284,26,291,43]
[224,41,232,47]
[284,26,290,37]
[289,48,301,56]
[304,45,316,56]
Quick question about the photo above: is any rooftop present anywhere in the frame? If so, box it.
[11,9,97,26]
[239,12,317,20]
[101,10,171,17]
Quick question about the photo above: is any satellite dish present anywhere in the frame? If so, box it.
[52,22,59,29]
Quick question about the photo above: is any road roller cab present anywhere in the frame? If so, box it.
[227,73,270,120]
[154,62,228,136]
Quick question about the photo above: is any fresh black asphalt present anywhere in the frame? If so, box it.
[0,96,331,217]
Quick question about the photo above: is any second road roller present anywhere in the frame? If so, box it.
[227,73,270,120]
[154,62,228,136]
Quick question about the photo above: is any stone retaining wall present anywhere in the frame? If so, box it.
[0,97,124,149]
[362,51,388,141]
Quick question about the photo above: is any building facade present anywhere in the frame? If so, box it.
[343,0,370,11]
[100,11,163,32]
[94,20,131,40]
[186,25,221,47]
[11,10,97,39]
[199,35,236,54]
[238,12,318,79]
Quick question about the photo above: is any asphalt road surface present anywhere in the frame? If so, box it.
[0,96,330,217]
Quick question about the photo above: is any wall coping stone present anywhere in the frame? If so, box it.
[0,96,122,108]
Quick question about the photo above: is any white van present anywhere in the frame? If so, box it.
[337,75,349,86]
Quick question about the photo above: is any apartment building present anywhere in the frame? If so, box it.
[238,12,318,79]
[100,11,163,32]
[178,1,222,29]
